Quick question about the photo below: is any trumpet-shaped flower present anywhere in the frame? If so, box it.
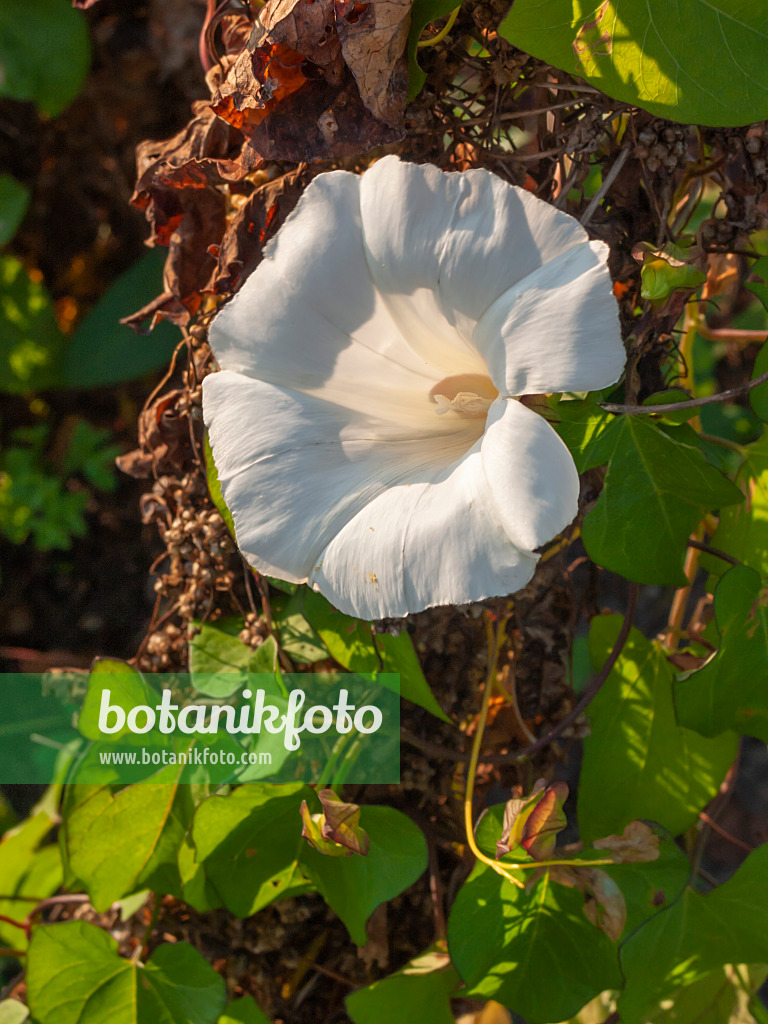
[203,157,625,619]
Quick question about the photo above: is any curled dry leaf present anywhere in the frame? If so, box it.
[300,789,370,856]
[593,820,661,863]
[549,865,627,942]
[318,788,370,855]
[300,800,353,857]
[261,0,344,81]
[209,166,311,295]
[496,780,568,861]
[336,0,412,124]
[211,0,407,163]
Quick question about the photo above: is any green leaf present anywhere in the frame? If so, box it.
[188,783,315,917]
[300,590,447,719]
[709,434,768,575]
[63,781,190,910]
[448,861,623,1022]
[78,659,158,741]
[675,565,768,742]
[406,0,459,100]
[594,831,691,937]
[0,256,66,393]
[581,416,743,585]
[26,921,226,1024]
[746,254,768,313]
[302,590,380,671]
[0,0,90,116]
[299,805,427,946]
[0,1002,28,1024]
[218,996,272,1024]
[553,399,614,473]
[641,259,706,303]
[272,593,328,663]
[0,175,30,246]
[578,616,738,841]
[63,250,181,388]
[204,433,236,539]
[498,0,768,127]
[62,422,120,492]
[642,965,767,1024]
[188,619,278,698]
[0,811,61,950]
[346,947,459,1024]
[619,845,768,1022]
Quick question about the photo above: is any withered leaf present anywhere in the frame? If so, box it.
[300,800,353,857]
[496,780,568,862]
[260,0,344,81]
[550,865,627,942]
[593,820,661,863]
[520,782,568,860]
[212,39,307,130]
[164,189,227,317]
[318,788,370,855]
[208,166,311,295]
[336,0,413,124]
[133,102,248,226]
[240,76,403,162]
[212,3,404,161]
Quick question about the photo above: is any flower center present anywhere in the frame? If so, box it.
[430,373,498,419]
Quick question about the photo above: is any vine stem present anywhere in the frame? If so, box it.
[462,614,618,887]
[463,612,526,888]
[600,368,768,415]
[418,5,460,48]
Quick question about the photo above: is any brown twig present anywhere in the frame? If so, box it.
[600,368,768,415]
[687,539,740,566]
[699,812,754,853]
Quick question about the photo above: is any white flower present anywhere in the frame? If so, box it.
[202,157,625,620]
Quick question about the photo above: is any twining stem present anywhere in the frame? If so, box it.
[463,613,619,888]
[418,6,461,48]
[464,613,526,888]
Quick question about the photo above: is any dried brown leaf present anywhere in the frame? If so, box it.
[260,0,344,81]
[336,0,412,124]
[593,821,661,863]
[207,166,311,295]
[318,788,370,855]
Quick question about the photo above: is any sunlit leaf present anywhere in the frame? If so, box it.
[579,616,738,840]
[499,0,768,127]
[620,845,768,1021]
[26,921,226,1024]
[675,565,768,742]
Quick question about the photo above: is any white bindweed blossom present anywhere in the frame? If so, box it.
[202,156,625,620]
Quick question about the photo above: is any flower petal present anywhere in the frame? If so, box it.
[208,169,442,410]
[310,434,541,620]
[359,156,598,341]
[481,398,580,552]
[473,241,625,396]
[203,370,482,584]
